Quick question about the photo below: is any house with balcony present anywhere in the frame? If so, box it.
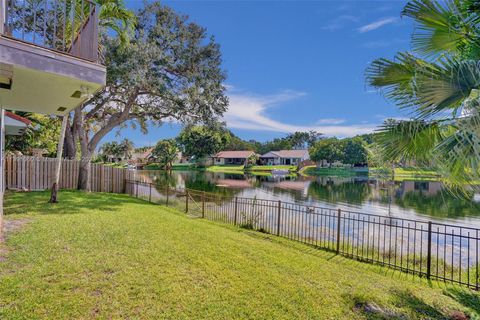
[0,0,106,227]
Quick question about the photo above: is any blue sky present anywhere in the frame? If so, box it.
[105,0,413,147]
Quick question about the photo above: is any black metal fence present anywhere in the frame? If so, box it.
[3,0,99,62]
[125,180,480,290]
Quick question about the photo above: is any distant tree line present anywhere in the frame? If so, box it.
[126,125,375,169]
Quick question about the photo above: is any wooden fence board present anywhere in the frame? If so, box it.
[4,156,132,193]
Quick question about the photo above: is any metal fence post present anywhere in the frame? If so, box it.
[276,200,282,236]
[234,197,238,225]
[149,183,152,202]
[427,221,432,279]
[336,209,342,254]
[202,191,205,218]
[135,180,138,198]
[185,190,189,213]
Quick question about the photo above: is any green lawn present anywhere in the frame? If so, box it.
[205,165,244,173]
[248,165,297,172]
[303,166,443,180]
[302,166,363,176]
[1,191,479,319]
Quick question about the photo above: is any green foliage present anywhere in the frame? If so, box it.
[343,137,367,165]
[309,138,345,165]
[177,125,227,160]
[96,0,136,46]
[150,139,179,170]
[366,0,480,192]
[5,113,61,157]
[98,139,134,163]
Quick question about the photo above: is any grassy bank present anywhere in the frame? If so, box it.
[301,166,364,176]
[144,163,197,170]
[303,166,442,180]
[1,191,478,319]
[205,165,244,174]
[205,165,297,175]
[248,165,297,172]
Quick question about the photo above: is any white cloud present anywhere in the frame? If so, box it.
[316,118,345,125]
[362,38,407,49]
[224,90,377,137]
[358,17,397,33]
[322,15,359,31]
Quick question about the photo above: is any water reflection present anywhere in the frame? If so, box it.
[135,170,480,227]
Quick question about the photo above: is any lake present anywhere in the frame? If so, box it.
[134,170,480,228]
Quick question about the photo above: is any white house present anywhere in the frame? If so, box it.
[213,151,256,165]
[260,150,309,166]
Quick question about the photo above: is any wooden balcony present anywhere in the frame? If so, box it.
[0,0,106,115]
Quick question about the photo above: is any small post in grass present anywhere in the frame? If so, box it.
[426,221,432,279]
[185,190,189,213]
[276,200,281,236]
[166,186,169,206]
[202,191,205,218]
[234,197,238,225]
[336,209,342,254]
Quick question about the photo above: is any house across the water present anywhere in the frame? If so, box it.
[213,151,256,165]
[260,150,309,166]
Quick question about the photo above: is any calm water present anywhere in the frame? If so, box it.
[134,170,480,228]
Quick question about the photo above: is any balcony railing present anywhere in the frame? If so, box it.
[2,0,100,63]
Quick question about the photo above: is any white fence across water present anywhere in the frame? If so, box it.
[4,156,135,193]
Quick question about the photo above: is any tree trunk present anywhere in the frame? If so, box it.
[63,117,77,159]
[49,183,59,203]
[77,155,92,191]
[74,106,91,191]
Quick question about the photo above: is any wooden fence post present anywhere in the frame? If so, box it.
[276,200,282,236]
[336,209,342,254]
[111,167,114,193]
[234,197,238,225]
[426,221,432,279]
[166,186,169,206]
[201,191,205,218]
[185,190,189,213]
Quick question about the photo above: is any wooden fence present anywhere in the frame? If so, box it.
[4,156,135,193]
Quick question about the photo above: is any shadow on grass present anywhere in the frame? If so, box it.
[392,290,447,319]
[4,190,152,216]
[444,287,480,315]
[349,289,470,319]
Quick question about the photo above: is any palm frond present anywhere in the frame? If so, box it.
[434,112,480,190]
[95,0,136,46]
[367,54,480,118]
[402,0,480,59]
[376,119,444,163]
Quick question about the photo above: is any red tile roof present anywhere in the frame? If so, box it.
[215,151,255,158]
[5,111,32,126]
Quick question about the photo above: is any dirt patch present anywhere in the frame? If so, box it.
[353,302,406,319]
[0,219,30,262]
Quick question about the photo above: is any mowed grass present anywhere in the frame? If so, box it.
[205,165,245,174]
[1,191,479,319]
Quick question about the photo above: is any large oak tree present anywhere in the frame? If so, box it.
[65,2,228,190]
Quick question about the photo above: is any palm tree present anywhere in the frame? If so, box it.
[95,0,136,46]
[119,138,134,161]
[366,0,480,192]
